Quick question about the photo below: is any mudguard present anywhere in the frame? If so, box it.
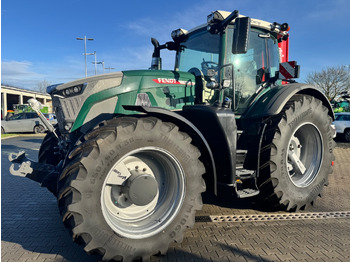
[123,105,218,194]
[239,83,334,171]
[242,83,334,120]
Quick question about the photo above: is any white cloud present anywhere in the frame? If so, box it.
[1,60,46,88]
[1,59,85,89]
[2,60,42,77]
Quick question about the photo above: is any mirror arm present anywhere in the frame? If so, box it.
[220,10,239,30]
[28,99,58,138]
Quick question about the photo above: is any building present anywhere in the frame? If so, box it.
[1,85,53,118]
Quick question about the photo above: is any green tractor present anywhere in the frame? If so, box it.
[10,10,335,262]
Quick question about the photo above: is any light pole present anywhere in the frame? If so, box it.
[93,61,105,74]
[105,66,115,72]
[76,36,94,77]
[346,65,350,94]
[87,51,97,75]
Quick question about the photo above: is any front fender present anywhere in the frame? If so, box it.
[243,83,334,120]
[123,105,217,195]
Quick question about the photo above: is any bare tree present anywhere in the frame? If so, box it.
[36,80,51,93]
[306,66,349,101]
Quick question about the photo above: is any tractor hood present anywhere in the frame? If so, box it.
[49,70,196,133]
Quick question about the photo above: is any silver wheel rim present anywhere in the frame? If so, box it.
[35,125,45,133]
[286,122,323,188]
[101,147,185,239]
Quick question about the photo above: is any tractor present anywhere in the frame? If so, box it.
[9,10,335,262]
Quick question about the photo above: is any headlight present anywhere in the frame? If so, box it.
[60,83,86,98]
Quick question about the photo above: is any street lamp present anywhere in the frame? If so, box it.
[93,61,105,74]
[345,65,350,92]
[105,66,115,72]
[76,36,94,77]
[86,51,97,75]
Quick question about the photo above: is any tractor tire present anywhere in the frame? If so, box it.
[34,124,45,134]
[38,129,60,165]
[57,116,206,262]
[258,94,335,211]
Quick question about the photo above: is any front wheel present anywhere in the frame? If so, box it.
[38,128,60,165]
[58,117,206,261]
[344,129,350,142]
[258,95,335,211]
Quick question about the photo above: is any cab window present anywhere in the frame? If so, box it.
[226,28,280,114]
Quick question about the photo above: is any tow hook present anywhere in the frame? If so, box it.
[9,151,59,195]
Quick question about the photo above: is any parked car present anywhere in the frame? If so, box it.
[1,112,48,134]
[333,112,350,141]
[44,113,57,126]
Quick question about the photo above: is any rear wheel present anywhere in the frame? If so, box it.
[258,95,335,211]
[34,124,45,134]
[58,117,205,261]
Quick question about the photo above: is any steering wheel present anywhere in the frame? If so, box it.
[201,61,219,76]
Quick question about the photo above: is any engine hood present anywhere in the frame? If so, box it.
[51,70,196,133]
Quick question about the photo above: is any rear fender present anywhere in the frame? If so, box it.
[240,83,334,171]
[243,83,334,120]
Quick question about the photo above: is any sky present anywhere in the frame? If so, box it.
[1,0,350,90]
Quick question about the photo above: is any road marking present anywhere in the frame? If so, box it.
[196,211,350,223]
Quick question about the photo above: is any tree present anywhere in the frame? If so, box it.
[306,66,349,101]
[36,80,52,93]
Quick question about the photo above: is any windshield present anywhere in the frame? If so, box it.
[177,28,220,76]
[176,26,280,113]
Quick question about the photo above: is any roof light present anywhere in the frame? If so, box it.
[281,23,290,31]
[171,28,187,41]
[207,11,225,24]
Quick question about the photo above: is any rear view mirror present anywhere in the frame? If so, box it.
[232,17,251,54]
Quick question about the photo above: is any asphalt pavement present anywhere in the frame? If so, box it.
[1,135,350,262]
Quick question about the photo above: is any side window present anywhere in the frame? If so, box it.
[228,30,267,114]
[227,28,281,114]
[10,114,25,120]
[28,113,38,119]
[267,36,280,77]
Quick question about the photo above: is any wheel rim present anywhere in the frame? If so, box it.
[101,147,185,239]
[35,125,45,133]
[286,123,323,188]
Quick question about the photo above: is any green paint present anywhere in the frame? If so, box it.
[71,70,196,131]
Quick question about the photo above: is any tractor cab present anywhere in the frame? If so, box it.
[151,10,297,115]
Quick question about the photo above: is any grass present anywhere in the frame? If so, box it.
[1,133,18,139]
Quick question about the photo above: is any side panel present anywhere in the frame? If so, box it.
[71,70,197,131]
[278,36,289,63]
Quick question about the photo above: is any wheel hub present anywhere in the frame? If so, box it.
[286,123,323,188]
[124,171,158,206]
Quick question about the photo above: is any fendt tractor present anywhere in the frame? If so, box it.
[10,10,335,262]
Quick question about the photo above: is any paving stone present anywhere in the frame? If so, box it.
[2,136,350,262]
